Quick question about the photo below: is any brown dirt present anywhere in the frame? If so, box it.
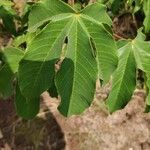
[0,87,150,150]
[113,13,138,39]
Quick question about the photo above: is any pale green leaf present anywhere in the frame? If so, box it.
[0,0,15,14]
[3,47,24,73]
[133,40,150,73]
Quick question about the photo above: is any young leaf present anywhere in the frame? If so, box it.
[18,0,117,117]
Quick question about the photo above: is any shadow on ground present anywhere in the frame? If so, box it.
[0,97,66,150]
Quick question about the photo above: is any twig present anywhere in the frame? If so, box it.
[113,33,127,40]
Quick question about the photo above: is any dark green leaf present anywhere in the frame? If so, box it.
[0,64,14,98]
[15,83,40,119]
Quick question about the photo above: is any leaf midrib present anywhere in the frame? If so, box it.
[110,45,133,108]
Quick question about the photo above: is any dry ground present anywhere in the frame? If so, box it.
[0,86,150,150]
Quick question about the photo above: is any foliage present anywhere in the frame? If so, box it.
[0,0,16,35]
[0,0,150,119]
[107,32,150,112]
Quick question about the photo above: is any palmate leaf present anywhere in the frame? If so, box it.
[107,35,150,112]
[18,0,117,117]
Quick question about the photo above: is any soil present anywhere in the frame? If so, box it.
[0,86,150,150]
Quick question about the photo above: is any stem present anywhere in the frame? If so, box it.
[68,0,74,6]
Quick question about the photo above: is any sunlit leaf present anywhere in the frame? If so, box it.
[18,0,117,117]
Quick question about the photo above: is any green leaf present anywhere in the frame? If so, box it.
[0,64,14,98]
[48,77,58,98]
[56,21,98,116]
[107,33,150,112]
[3,47,24,73]
[19,18,71,99]
[106,43,136,112]
[28,0,75,32]
[81,18,118,82]
[0,47,24,98]
[111,0,122,14]
[81,3,112,26]
[145,105,150,113]
[143,0,150,33]
[0,6,16,35]
[18,1,117,117]
[117,39,130,49]
[0,0,15,14]
[15,83,40,119]
[135,28,146,41]
[133,40,150,73]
